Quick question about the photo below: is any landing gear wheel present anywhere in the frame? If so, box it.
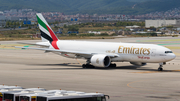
[82,64,94,68]
[82,64,86,68]
[158,63,164,71]
[86,64,94,68]
[158,67,163,71]
[109,64,117,68]
[158,63,165,71]
[113,64,116,67]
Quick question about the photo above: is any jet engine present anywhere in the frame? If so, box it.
[130,62,147,66]
[91,54,111,67]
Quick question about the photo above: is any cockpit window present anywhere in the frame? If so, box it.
[165,51,173,53]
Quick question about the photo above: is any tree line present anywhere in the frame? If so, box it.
[63,21,145,32]
[114,21,145,27]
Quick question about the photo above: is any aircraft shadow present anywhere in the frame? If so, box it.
[30,63,81,67]
[25,63,180,73]
[25,63,166,71]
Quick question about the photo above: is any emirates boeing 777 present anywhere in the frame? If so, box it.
[16,13,176,71]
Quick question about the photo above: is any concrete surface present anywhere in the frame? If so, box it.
[0,37,180,101]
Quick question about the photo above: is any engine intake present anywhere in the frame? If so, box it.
[91,54,111,67]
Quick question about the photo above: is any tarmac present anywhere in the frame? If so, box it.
[0,36,180,101]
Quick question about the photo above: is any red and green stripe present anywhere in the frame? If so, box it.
[37,15,59,49]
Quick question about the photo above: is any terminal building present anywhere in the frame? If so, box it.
[0,20,6,27]
[145,20,180,28]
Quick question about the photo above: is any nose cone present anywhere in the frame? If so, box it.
[165,53,176,61]
[171,53,176,60]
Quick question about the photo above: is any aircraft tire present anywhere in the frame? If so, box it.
[86,64,95,68]
[158,67,163,71]
[82,64,86,68]
[113,64,116,67]
[109,64,116,68]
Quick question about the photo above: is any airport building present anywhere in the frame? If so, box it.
[0,20,6,27]
[0,15,5,20]
[145,20,180,28]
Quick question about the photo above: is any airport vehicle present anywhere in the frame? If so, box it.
[3,88,46,101]
[0,86,23,101]
[19,90,65,101]
[1,89,25,101]
[0,85,7,87]
[16,13,176,71]
[0,86,23,90]
[36,92,108,101]
[0,85,109,101]
[19,90,109,101]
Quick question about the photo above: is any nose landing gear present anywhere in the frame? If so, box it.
[158,63,164,71]
[158,65,163,71]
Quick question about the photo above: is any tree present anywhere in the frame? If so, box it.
[108,24,112,26]
[54,26,58,29]
[68,26,79,31]
[6,21,10,27]
[64,24,67,28]
[20,21,24,27]
[93,23,104,27]
[9,22,13,27]
[16,22,20,26]
[13,22,16,26]
[100,33,109,36]
[150,26,155,28]
[28,26,31,29]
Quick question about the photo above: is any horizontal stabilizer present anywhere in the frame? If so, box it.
[17,42,50,47]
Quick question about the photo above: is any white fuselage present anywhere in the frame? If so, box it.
[49,40,176,63]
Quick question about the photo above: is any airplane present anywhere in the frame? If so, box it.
[16,13,176,71]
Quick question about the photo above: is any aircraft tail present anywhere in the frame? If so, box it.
[36,13,58,42]
[36,13,59,49]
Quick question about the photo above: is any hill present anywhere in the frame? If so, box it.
[127,0,150,2]
[133,0,180,13]
[0,0,179,15]
[0,0,133,13]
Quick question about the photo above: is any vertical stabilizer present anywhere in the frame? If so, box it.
[36,13,59,49]
[36,13,58,42]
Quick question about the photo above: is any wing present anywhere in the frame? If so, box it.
[15,46,119,58]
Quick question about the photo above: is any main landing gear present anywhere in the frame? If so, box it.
[158,65,163,71]
[158,63,164,71]
[82,60,94,68]
[82,64,94,68]
[109,63,116,68]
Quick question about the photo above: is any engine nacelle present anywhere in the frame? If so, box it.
[91,54,111,67]
[130,62,147,66]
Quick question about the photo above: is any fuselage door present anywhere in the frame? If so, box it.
[151,49,156,56]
